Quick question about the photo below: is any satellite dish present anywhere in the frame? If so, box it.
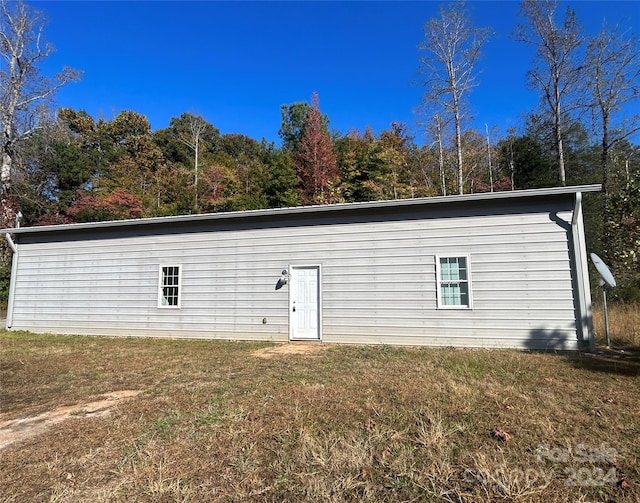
[590,253,616,288]
[590,253,616,347]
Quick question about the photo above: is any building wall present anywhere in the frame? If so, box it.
[8,196,581,349]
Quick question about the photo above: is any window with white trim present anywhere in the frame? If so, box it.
[436,256,472,309]
[158,265,181,308]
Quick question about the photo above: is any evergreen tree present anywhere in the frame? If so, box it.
[497,134,555,189]
[262,150,300,208]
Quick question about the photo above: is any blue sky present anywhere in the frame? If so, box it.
[33,1,640,146]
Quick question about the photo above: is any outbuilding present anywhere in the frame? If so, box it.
[2,184,600,350]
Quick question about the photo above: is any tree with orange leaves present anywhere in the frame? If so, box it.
[295,92,339,204]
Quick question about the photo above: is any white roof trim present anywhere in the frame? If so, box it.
[1,184,601,235]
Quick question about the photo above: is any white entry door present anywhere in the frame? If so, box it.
[289,265,321,340]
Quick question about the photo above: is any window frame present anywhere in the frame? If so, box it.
[436,255,473,310]
[158,264,182,309]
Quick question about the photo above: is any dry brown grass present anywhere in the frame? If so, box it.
[592,301,640,347]
[1,332,639,502]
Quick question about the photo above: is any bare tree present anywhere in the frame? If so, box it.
[506,127,517,191]
[485,123,494,192]
[0,0,80,226]
[179,114,207,211]
[425,112,451,196]
[586,21,640,200]
[418,1,491,195]
[513,0,584,186]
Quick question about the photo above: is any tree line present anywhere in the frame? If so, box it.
[0,0,638,300]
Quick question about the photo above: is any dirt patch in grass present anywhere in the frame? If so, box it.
[1,332,639,502]
[251,342,332,358]
[0,390,143,450]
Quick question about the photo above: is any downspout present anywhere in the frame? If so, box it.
[4,232,18,329]
[5,232,16,253]
[571,192,594,351]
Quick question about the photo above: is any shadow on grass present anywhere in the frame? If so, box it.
[526,326,640,376]
[565,346,640,376]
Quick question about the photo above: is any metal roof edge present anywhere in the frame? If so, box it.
[0,184,601,235]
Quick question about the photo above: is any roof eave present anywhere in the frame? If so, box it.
[0,184,602,235]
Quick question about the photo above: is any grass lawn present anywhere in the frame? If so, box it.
[1,331,639,502]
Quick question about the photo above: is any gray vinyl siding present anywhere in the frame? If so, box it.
[8,195,582,349]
